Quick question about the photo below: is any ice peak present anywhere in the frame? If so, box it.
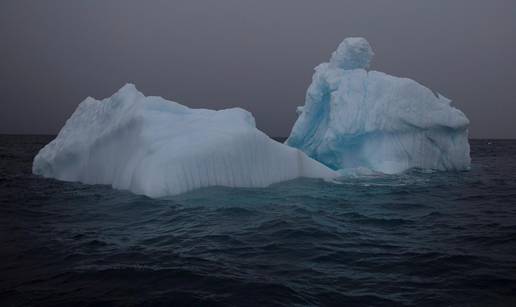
[109,83,145,103]
[329,37,374,70]
[117,83,139,94]
[287,37,470,174]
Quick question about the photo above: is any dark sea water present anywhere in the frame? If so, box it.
[1,135,516,306]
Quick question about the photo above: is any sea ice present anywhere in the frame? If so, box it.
[33,84,337,197]
[286,37,471,174]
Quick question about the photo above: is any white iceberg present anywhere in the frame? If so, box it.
[33,84,337,197]
[286,37,471,174]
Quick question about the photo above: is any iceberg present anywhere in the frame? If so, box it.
[286,37,471,174]
[33,84,337,197]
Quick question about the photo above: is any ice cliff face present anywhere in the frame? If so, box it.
[286,37,471,174]
[33,84,337,197]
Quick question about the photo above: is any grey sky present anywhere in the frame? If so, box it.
[1,0,515,138]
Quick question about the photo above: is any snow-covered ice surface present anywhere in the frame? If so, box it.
[33,84,337,197]
[286,37,471,174]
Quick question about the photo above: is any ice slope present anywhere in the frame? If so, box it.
[286,37,471,174]
[33,84,337,197]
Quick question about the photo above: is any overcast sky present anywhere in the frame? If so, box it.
[1,0,515,138]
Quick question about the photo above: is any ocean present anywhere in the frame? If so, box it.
[1,135,515,306]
